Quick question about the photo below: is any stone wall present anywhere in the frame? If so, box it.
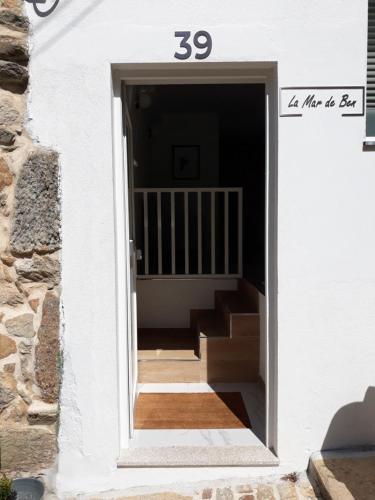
[0,0,61,482]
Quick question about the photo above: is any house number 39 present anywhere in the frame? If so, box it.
[174,31,212,60]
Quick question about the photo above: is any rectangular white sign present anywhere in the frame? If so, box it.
[280,87,365,117]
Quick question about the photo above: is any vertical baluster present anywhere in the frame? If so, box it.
[224,191,229,275]
[211,192,215,274]
[184,192,189,274]
[157,191,162,274]
[238,189,243,276]
[143,192,149,275]
[171,192,176,275]
[197,191,202,274]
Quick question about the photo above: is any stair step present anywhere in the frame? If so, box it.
[138,328,198,361]
[238,279,260,312]
[138,359,200,383]
[193,310,227,339]
[200,336,259,361]
[119,444,279,467]
[215,290,257,314]
[231,314,260,337]
[200,360,259,383]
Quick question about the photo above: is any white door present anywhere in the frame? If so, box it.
[123,86,138,436]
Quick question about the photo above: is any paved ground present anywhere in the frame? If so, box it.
[73,448,375,499]
[77,472,320,499]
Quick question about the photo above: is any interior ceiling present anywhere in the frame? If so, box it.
[136,84,265,115]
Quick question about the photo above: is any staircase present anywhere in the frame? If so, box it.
[138,279,260,383]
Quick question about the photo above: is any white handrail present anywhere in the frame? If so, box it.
[135,187,243,279]
[134,187,243,193]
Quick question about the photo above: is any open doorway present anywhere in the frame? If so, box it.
[123,82,269,451]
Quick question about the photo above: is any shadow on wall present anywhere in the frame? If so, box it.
[317,387,375,499]
[322,387,375,451]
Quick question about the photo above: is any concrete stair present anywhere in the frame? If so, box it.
[309,449,375,499]
[138,279,260,383]
[137,328,200,383]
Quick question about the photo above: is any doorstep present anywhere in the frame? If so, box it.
[118,444,279,468]
[309,448,375,499]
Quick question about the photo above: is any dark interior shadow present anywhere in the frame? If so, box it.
[214,391,252,429]
[317,387,375,499]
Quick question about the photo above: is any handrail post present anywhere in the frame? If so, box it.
[184,192,189,274]
[211,192,215,274]
[143,192,149,275]
[238,189,243,276]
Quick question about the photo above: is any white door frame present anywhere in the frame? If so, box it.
[111,62,278,455]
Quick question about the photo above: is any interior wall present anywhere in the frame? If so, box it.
[142,112,219,187]
[137,279,237,328]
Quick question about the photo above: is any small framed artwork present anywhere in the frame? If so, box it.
[172,145,200,180]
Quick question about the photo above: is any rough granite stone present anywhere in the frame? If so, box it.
[0,396,27,422]
[0,191,6,208]
[18,338,32,354]
[256,484,276,500]
[27,400,58,424]
[10,150,61,254]
[0,95,21,126]
[0,332,16,358]
[1,253,16,266]
[17,381,31,404]
[28,297,39,312]
[0,156,12,190]
[216,487,234,500]
[297,477,317,499]
[122,495,192,500]
[0,426,56,472]
[0,60,28,89]
[20,348,33,381]
[0,371,16,408]
[68,476,320,500]
[4,363,15,372]
[0,126,15,145]
[0,261,12,281]
[0,0,23,13]
[15,254,60,285]
[202,489,212,499]
[5,313,34,337]
[0,282,23,305]
[0,9,28,31]
[0,36,28,64]
[236,485,253,494]
[277,481,297,499]
[35,292,60,403]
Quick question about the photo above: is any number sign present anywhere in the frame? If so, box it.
[174,31,212,60]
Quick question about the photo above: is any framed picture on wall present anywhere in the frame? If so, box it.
[172,145,200,180]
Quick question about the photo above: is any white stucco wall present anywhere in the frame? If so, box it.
[24,0,375,496]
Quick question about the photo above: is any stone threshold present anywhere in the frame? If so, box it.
[309,447,375,500]
[118,445,279,467]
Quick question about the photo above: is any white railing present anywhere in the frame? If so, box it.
[134,188,243,279]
